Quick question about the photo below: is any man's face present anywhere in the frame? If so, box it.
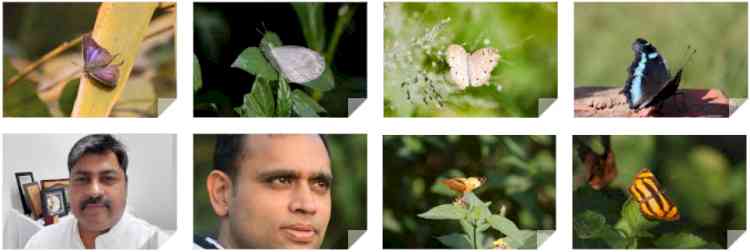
[228,135,332,249]
[69,151,127,233]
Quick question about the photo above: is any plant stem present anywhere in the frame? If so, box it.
[473,222,479,249]
[325,4,357,66]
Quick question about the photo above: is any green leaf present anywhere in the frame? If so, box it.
[193,54,203,92]
[488,215,521,237]
[654,233,708,249]
[3,57,50,117]
[573,210,607,239]
[231,47,278,81]
[291,2,325,51]
[436,233,472,249]
[234,78,275,117]
[617,199,658,237]
[298,65,335,92]
[505,230,537,249]
[463,192,484,209]
[654,233,707,249]
[291,89,326,117]
[260,32,283,67]
[59,80,79,116]
[417,204,467,220]
[276,77,291,117]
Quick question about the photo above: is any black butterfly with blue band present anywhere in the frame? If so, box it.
[621,38,696,111]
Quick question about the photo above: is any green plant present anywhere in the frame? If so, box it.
[230,31,332,117]
[418,191,539,249]
[573,187,721,249]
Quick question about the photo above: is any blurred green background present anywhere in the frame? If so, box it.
[573,135,746,248]
[575,3,748,98]
[383,135,556,248]
[384,3,557,117]
[3,3,176,117]
[193,134,366,249]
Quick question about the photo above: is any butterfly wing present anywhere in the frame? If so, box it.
[440,178,468,193]
[623,38,671,109]
[628,168,680,221]
[646,68,682,108]
[468,48,500,87]
[82,34,115,69]
[446,44,470,90]
[87,64,119,88]
[269,46,325,84]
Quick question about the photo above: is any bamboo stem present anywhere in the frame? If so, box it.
[71,3,157,117]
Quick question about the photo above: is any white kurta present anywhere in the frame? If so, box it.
[24,212,168,249]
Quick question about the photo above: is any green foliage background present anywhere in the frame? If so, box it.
[193,134,366,249]
[573,135,746,248]
[383,135,556,248]
[384,3,557,117]
[575,3,748,98]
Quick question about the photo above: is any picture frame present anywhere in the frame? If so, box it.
[22,182,42,219]
[15,172,35,215]
[41,187,69,218]
[40,178,70,192]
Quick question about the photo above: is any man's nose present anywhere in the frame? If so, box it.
[289,183,318,215]
[86,180,104,196]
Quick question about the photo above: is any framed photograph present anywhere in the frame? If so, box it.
[41,187,69,218]
[41,178,70,191]
[15,172,35,215]
[22,182,42,219]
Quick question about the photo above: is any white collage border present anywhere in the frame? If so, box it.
[0,0,748,251]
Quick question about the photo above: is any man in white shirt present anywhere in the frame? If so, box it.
[25,134,168,249]
[194,134,332,249]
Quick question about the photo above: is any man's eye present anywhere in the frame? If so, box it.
[270,176,293,185]
[102,176,117,183]
[313,180,331,191]
[73,177,88,183]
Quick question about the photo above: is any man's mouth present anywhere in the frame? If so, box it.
[83,203,108,210]
[280,224,317,243]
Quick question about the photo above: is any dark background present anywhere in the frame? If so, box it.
[573,135,746,248]
[194,3,367,117]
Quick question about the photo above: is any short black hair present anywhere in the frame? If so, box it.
[67,134,128,173]
[212,134,329,180]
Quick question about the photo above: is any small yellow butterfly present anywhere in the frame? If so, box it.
[628,168,679,221]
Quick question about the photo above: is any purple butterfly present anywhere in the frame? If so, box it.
[82,34,122,88]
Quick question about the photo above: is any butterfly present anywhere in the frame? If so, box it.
[446,44,500,90]
[622,38,694,110]
[440,176,487,194]
[628,168,680,221]
[262,45,326,84]
[575,136,617,190]
[82,34,122,88]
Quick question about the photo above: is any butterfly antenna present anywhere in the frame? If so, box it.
[678,45,697,69]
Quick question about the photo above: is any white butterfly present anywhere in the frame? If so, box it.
[265,45,326,83]
[446,44,500,90]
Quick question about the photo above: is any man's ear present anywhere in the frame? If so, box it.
[207,170,233,217]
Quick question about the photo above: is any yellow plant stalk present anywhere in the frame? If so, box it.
[72,3,157,117]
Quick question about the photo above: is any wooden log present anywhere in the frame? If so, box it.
[574,87,730,117]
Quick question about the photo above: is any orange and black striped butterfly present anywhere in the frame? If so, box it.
[628,168,679,221]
